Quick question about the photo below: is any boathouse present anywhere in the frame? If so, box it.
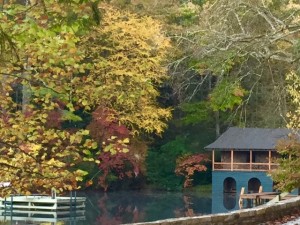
[205,127,292,212]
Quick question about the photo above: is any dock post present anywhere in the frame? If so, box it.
[51,188,56,199]
[3,197,6,221]
[69,191,77,224]
[239,187,245,209]
[70,191,72,213]
[74,191,77,211]
[258,186,263,205]
[10,195,13,221]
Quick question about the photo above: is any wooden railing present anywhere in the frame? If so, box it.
[213,162,279,171]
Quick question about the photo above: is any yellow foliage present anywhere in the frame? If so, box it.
[78,3,172,135]
[286,71,300,129]
[0,1,172,196]
[270,70,300,191]
[0,109,96,196]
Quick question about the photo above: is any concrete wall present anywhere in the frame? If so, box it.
[123,196,300,225]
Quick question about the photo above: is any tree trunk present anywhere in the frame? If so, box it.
[22,82,31,113]
[215,110,220,137]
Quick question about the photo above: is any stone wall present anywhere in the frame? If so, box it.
[123,196,300,225]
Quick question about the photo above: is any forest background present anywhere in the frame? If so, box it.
[1,0,300,195]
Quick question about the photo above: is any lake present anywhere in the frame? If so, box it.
[1,190,239,225]
[83,190,212,225]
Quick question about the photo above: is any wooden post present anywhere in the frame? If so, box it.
[231,150,233,171]
[239,187,245,209]
[212,150,215,171]
[269,151,271,170]
[51,188,56,199]
[250,150,252,171]
[10,195,13,218]
[258,185,263,205]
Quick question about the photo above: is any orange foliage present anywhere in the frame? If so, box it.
[175,153,209,188]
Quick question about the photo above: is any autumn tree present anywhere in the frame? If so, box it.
[271,71,300,192]
[86,108,144,191]
[175,153,209,188]
[80,4,171,135]
[81,4,172,190]
[0,1,172,194]
[0,0,102,196]
[0,107,95,195]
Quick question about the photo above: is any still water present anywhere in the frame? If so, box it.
[82,190,212,225]
[2,190,236,225]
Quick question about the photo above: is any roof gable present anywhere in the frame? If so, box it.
[205,127,291,150]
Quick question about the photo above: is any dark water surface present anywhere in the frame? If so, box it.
[3,190,228,225]
[81,190,212,225]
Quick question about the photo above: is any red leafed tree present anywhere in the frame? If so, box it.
[175,154,210,188]
[87,107,130,142]
[87,107,143,191]
[98,151,140,191]
[45,110,62,129]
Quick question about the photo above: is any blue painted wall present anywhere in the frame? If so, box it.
[211,171,273,213]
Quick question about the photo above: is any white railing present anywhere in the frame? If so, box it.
[213,162,279,171]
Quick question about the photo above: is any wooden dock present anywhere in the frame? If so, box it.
[239,187,297,209]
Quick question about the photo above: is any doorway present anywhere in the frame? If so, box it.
[248,178,261,193]
[223,177,236,193]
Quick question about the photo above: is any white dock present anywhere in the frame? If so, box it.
[0,195,86,211]
[0,193,86,223]
[0,209,86,223]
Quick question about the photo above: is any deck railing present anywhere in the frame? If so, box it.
[213,162,279,171]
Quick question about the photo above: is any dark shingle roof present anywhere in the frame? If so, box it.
[205,127,291,151]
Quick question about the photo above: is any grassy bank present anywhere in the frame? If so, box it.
[184,184,212,195]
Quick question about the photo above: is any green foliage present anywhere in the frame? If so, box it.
[209,79,247,112]
[169,0,300,129]
[146,137,187,190]
[181,102,211,125]
[61,110,83,122]
[271,136,300,192]
[188,183,212,194]
[167,2,199,26]
[191,0,206,5]
[146,124,214,190]
[270,71,300,192]
[189,51,242,76]
[180,78,247,129]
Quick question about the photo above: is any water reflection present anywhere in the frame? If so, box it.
[223,193,236,210]
[211,192,240,214]
[85,190,211,225]
[0,209,85,225]
[1,190,212,225]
